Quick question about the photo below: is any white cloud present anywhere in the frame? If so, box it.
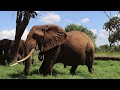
[90,29,97,35]
[96,38,109,47]
[64,19,72,23]
[80,18,90,23]
[98,29,109,39]
[115,12,120,17]
[95,29,109,47]
[35,11,40,14]
[21,29,29,40]
[0,29,29,40]
[89,29,109,47]
[40,13,61,24]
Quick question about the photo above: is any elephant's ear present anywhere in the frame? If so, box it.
[43,27,67,51]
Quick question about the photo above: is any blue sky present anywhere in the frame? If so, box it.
[0,11,119,47]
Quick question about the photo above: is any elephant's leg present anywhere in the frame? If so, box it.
[6,56,10,65]
[0,59,5,65]
[86,51,94,74]
[39,55,57,75]
[64,64,67,68]
[39,46,61,75]
[24,57,32,75]
[39,60,46,75]
[30,53,34,65]
[0,56,5,65]
[70,66,78,75]
[38,52,44,61]
[87,65,94,74]
[39,59,55,75]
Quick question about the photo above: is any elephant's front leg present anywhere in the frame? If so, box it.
[39,59,55,75]
[39,46,61,75]
[24,57,32,75]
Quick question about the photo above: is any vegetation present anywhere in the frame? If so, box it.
[103,16,120,49]
[96,44,120,52]
[0,52,120,79]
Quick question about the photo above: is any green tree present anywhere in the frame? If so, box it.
[103,16,120,49]
[65,24,97,46]
[98,44,109,52]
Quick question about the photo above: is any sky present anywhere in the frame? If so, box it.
[0,11,119,47]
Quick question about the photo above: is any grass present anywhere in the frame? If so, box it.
[95,51,120,57]
[0,52,120,79]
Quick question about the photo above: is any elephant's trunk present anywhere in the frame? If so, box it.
[10,48,35,66]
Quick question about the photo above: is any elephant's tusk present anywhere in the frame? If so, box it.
[10,49,35,66]
[17,49,35,63]
[10,62,18,66]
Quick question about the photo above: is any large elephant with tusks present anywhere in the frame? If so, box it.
[10,24,95,76]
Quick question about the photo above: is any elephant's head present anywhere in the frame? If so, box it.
[10,24,67,66]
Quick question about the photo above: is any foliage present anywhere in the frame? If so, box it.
[96,44,110,52]
[96,44,120,52]
[103,16,120,49]
[65,24,97,47]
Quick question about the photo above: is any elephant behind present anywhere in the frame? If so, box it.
[0,39,13,65]
[0,39,26,65]
[57,30,95,74]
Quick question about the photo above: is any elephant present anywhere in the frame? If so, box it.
[0,39,13,65]
[0,39,26,65]
[10,24,95,76]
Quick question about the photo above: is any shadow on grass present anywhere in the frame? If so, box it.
[31,68,68,77]
[75,70,93,79]
[8,68,70,79]
[8,72,27,79]
[52,69,67,76]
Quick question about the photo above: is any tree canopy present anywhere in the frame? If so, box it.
[103,16,120,49]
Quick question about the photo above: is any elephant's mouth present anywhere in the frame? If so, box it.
[10,48,35,66]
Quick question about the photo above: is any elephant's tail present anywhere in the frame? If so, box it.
[85,42,94,66]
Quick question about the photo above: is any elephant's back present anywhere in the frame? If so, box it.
[59,30,94,66]
[66,30,94,49]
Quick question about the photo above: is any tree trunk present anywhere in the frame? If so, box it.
[10,11,30,63]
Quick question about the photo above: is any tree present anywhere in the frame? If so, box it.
[103,16,120,49]
[10,11,38,64]
[65,24,97,46]
[97,44,109,52]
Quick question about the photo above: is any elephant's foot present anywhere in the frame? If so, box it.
[38,55,44,61]
[24,69,30,75]
[70,66,77,75]
[88,67,94,74]
[39,67,52,76]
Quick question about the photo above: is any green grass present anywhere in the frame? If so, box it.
[95,51,120,57]
[0,52,120,79]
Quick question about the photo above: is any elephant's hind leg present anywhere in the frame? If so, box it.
[70,66,78,75]
[86,51,94,74]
